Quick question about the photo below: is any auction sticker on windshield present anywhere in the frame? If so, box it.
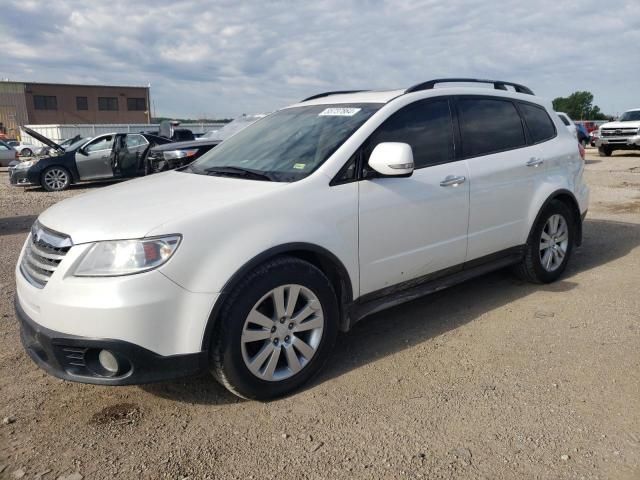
[319,107,362,117]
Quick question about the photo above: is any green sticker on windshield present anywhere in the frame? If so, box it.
[293,163,306,170]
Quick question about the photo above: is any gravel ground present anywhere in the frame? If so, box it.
[1,150,639,480]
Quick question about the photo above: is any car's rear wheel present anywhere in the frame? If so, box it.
[514,200,575,284]
[210,256,338,400]
[598,146,612,157]
[41,166,71,192]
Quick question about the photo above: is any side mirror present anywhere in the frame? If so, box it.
[78,147,88,156]
[368,142,414,176]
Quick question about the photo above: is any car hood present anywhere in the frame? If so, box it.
[600,120,640,130]
[37,170,286,244]
[150,138,221,152]
[21,127,64,153]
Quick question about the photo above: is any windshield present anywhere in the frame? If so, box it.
[65,137,90,152]
[189,104,381,181]
[619,110,640,122]
[201,115,266,141]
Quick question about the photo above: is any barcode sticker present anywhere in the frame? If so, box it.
[319,108,361,117]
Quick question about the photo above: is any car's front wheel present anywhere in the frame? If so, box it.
[598,146,612,157]
[210,256,339,400]
[41,166,71,191]
[514,200,575,284]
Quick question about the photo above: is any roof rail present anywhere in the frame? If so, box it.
[405,78,534,95]
[301,90,369,102]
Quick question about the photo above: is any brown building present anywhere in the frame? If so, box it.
[0,81,151,138]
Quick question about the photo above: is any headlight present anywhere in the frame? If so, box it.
[162,149,199,160]
[15,160,37,169]
[73,235,181,277]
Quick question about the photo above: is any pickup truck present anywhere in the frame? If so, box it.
[596,109,640,156]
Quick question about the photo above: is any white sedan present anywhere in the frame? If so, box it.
[6,140,37,157]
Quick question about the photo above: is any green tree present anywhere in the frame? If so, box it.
[552,91,608,120]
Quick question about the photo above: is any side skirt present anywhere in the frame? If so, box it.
[346,246,525,328]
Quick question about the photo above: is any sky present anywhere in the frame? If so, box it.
[1,0,638,119]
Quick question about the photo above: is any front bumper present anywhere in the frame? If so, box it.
[596,135,640,148]
[8,166,38,187]
[16,296,207,385]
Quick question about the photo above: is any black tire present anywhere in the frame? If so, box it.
[598,146,612,157]
[210,256,339,400]
[41,166,71,192]
[21,148,33,157]
[514,200,575,284]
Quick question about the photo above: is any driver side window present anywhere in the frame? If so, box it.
[86,136,114,153]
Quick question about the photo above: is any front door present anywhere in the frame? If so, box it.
[112,134,149,178]
[75,134,115,180]
[357,98,470,296]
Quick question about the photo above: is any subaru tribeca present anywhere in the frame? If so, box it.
[15,78,589,400]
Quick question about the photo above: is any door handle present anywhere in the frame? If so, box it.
[526,157,544,167]
[440,175,466,187]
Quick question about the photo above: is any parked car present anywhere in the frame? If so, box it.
[145,114,266,173]
[15,78,589,400]
[0,139,19,166]
[9,128,172,191]
[555,112,577,138]
[6,139,37,157]
[595,108,640,156]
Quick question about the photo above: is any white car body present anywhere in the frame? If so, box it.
[555,112,577,138]
[7,140,37,156]
[15,80,589,398]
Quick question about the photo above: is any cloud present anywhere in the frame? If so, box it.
[0,0,638,118]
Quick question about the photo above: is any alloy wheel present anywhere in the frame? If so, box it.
[539,214,569,272]
[240,284,324,382]
[44,169,69,191]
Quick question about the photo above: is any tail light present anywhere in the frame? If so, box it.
[578,142,585,160]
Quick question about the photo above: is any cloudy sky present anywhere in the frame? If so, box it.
[1,0,638,119]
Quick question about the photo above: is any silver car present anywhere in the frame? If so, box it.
[0,140,18,167]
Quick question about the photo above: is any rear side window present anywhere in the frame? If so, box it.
[520,103,556,143]
[458,98,526,157]
[557,114,571,126]
[364,98,454,169]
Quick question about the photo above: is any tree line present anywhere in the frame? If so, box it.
[552,91,610,121]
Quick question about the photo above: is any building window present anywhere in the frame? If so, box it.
[33,95,57,110]
[98,97,119,111]
[76,96,88,110]
[127,97,146,111]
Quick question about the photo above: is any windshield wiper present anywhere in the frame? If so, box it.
[204,166,274,181]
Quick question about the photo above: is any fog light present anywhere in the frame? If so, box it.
[98,350,119,374]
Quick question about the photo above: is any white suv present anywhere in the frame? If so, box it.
[15,78,589,400]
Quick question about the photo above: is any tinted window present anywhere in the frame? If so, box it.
[458,98,526,157]
[0,144,9,151]
[76,96,88,110]
[365,99,454,169]
[34,95,57,110]
[98,97,118,111]
[557,114,571,126]
[520,103,556,143]
[86,136,114,152]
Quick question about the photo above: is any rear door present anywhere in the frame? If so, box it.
[75,134,115,180]
[456,96,546,261]
[357,97,470,296]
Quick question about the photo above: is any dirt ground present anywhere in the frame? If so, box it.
[1,150,639,480]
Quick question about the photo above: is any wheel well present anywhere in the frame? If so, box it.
[201,244,354,351]
[548,192,583,246]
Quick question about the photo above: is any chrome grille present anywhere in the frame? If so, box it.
[601,128,638,138]
[20,222,72,288]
